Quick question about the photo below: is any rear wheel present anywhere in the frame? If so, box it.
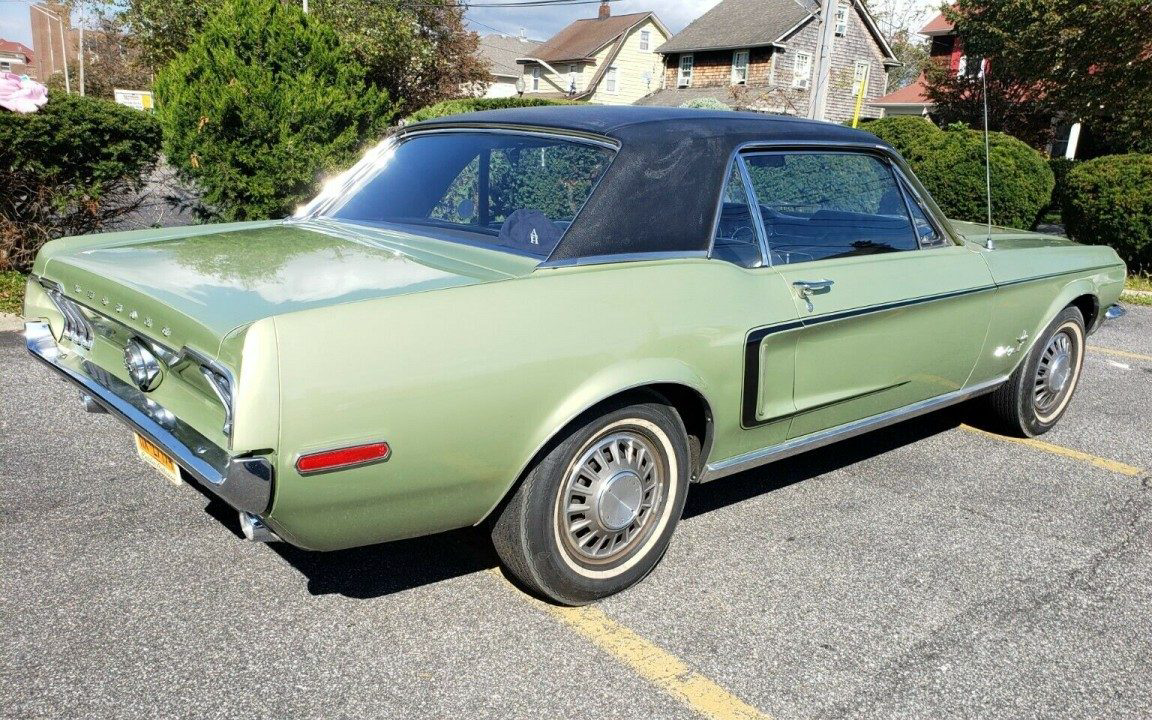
[983,306,1085,437]
[491,399,689,605]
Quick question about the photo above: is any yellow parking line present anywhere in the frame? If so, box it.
[489,570,771,720]
[961,425,1146,477]
[1088,345,1152,362]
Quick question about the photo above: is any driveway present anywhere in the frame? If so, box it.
[2,306,1149,719]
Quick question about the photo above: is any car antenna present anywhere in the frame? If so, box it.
[980,57,994,250]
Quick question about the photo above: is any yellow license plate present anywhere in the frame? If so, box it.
[134,433,182,486]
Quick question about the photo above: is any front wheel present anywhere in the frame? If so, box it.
[491,398,690,605]
[982,306,1086,437]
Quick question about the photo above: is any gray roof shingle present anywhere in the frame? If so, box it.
[478,34,542,78]
[657,0,817,53]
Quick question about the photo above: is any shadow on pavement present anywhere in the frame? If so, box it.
[212,406,966,601]
[683,406,966,519]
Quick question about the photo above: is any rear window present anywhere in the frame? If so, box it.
[326,132,615,257]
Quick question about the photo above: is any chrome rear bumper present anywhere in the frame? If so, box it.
[25,321,273,515]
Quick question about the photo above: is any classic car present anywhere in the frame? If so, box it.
[24,107,1126,604]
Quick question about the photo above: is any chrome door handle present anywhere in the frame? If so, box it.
[793,279,834,312]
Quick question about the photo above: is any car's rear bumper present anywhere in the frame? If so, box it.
[24,321,273,515]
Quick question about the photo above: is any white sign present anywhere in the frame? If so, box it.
[113,89,154,112]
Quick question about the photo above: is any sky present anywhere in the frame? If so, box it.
[0,0,941,63]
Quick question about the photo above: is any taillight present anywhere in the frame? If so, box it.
[295,442,391,475]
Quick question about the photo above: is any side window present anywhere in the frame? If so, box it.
[742,152,919,265]
[711,165,763,268]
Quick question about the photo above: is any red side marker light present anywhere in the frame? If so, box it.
[296,442,391,475]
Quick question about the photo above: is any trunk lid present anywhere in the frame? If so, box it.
[36,219,537,358]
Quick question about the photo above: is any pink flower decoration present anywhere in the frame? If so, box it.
[0,72,49,113]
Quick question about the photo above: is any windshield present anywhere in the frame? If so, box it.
[324,132,616,258]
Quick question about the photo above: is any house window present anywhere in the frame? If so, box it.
[731,50,749,85]
[792,52,812,89]
[835,2,848,36]
[678,54,694,87]
[639,30,651,51]
[0,61,10,73]
[531,66,540,91]
[768,52,777,85]
[852,60,870,95]
[605,66,618,93]
[567,64,578,94]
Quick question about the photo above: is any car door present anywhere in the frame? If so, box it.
[740,149,995,440]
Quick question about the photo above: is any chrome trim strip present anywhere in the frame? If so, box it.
[539,250,709,269]
[701,374,1009,483]
[25,321,272,514]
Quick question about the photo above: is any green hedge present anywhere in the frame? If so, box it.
[1063,154,1152,272]
[1046,156,1078,218]
[405,97,580,124]
[857,120,1054,230]
[0,93,162,271]
[155,0,392,221]
[853,116,938,161]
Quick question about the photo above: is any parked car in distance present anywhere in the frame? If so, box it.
[24,107,1126,604]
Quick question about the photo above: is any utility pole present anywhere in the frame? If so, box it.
[302,0,309,12]
[78,25,85,96]
[809,0,838,121]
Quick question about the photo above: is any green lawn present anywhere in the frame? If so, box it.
[0,270,25,316]
[1122,274,1152,306]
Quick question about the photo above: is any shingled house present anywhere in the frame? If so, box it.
[516,2,670,105]
[477,33,542,98]
[636,0,899,122]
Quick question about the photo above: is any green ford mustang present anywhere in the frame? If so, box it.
[24,107,1126,603]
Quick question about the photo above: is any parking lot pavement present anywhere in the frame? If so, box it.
[2,306,1149,720]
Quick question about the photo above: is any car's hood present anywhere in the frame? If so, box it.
[34,219,538,357]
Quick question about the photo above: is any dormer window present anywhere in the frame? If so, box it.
[639,30,651,51]
[731,50,749,85]
[835,2,848,36]
[678,54,694,87]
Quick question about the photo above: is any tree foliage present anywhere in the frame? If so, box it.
[154,0,393,221]
[79,13,155,99]
[926,0,1152,153]
[119,0,486,114]
[854,115,938,160]
[0,94,162,271]
[1062,155,1152,272]
[405,96,579,123]
[311,0,489,112]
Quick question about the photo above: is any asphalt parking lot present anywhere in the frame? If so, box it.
[2,306,1150,720]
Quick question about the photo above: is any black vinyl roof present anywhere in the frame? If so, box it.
[409,106,893,262]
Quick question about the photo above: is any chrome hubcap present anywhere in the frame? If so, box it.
[558,431,665,564]
[1035,329,1077,416]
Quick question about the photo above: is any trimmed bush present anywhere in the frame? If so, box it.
[857,120,1054,229]
[155,0,392,221]
[1046,156,1077,218]
[0,93,162,271]
[679,98,731,110]
[405,96,579,124]
[1063,154,1152,272]
[853,116,938,161]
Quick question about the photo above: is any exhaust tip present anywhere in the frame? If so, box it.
[239,512,280,542]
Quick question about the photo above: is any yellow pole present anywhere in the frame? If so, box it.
[851,64,870,128]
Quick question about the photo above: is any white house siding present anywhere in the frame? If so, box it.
[588,20,668,105]
[521,60,588,96]
[483,77,521,98]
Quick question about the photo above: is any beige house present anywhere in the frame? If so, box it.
[517,2,669,106]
